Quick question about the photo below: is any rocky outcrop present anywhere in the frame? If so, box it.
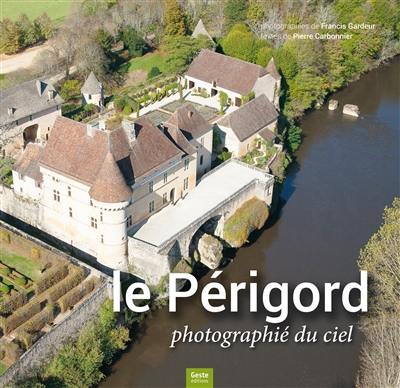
[328,99,338,110]
[191,232,223,269]
[343,104,359,117]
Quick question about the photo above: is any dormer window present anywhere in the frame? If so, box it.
[149,181,153,193]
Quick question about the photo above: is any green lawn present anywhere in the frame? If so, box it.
[0,250,41,281]
[0,0,74,21]
[128,52,168,73]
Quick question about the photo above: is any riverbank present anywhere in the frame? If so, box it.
[101,55,399,388]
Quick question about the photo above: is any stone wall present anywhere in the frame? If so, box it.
[0,281,110,387]
[0,220,112,387]
[0,185,40,227]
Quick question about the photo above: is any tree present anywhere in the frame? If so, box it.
[0,19,20,54]
[16,14,37,47]
[164,0,187,36]
[120,27,146,57]
[357,198,400,387]
[221,23,267,63]
[60,79,82,101]
[358,198,400,315]
[44,300,129,387]
[285,123,302,153]
[95,28,113,58]
[33,12,54,40]
[164,35,213,74]
[148,66,161,79]
[256,46,273,66]
[219,91,228,114]
[223,0,248,32]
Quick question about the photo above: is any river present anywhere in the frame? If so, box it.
[102,57,400,388]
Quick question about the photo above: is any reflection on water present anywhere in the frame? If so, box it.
[103,57,400,388]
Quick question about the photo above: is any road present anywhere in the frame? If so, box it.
[0,43,48,74]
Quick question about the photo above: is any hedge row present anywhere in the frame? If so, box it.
[0,290,28,316]
[35,264,68,294]
[57,277,97,313]
[20,305,54,334]
[45,266,86,304]
[0,299,42,334]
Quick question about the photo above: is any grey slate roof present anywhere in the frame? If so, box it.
[0,79,63,126]
[217,94,278,141]
[81,71,102,94]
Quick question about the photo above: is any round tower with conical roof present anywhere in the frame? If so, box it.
[89,147,132,269]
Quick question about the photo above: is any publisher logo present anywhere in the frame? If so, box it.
[186,368,213,388]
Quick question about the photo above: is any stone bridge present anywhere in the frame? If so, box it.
[128,159,274,284]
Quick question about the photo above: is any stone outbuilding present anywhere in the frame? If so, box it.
[215,94,278,157]
[81,72,104,108]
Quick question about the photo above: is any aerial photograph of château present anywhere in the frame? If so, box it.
[0,0,399,387]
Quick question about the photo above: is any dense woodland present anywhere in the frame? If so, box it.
[357,199,400,387]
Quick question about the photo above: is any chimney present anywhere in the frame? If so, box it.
[48,89,55,100]
[7,107,14,116]
[86,123,97,137]
[122,118,137,141]
[99,120,106,131]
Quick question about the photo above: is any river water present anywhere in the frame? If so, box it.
[103,57,400,388]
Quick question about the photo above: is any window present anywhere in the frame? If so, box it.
[29,115,32,121]
[89,94,92,99]
[101,235,104,243]
[67,186,71,197]
[91,217,97,229]
[149,181,153,193]
[184,158,189,171]
[163,193,167,204]
[69,207,73,217]
[126,215,132,227]
[184,177,189,190]
[20,187,23,193]
[201,137,204,147]
[16,120,19,125]
[200,155,204,166]
[53,190,60,202]
[149,200,154,213]
[163,172,168,184]
[46,134,49,140]
[90,200,93,206]
[100,212,103,222]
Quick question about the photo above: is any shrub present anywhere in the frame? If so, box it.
[23,305,55,334]
[13,276,28,287]
[223,198,269,247]
[15,329,33,350]
[30,247,41,260]
[0,230,11,243]
[45,266,86,303]
[122,104,132,116]
[58,278,98,313]
[148,66,161,79]
[0,290,28,315]
[35,264,68,294]
[219,91,228,114]
[0,341,23,364]
[1,299,41,334]
[0,266,11,276]
[0,283,10,294]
